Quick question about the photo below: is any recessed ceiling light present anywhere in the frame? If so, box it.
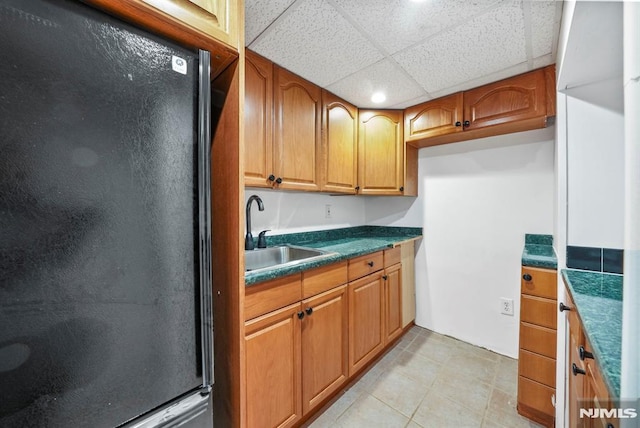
[371,92,386,104]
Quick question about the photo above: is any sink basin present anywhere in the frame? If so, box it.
[245,245,336,273]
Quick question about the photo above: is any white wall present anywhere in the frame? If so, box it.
[367,127,556,358]
[621,0,640,404]
[243,189,366,235]
[566,96,625,248]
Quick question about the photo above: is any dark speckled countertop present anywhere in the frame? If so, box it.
[522,234,557,269]
[562,269,623,398]
[244,226,422,286]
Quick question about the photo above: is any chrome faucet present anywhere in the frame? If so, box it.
[245,195,264,250]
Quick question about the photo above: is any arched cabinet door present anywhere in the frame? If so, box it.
[273,66,322,191]
[405,92,463,142]
[244,50,274,188]
[463,68,546,131]
[358,110,404,196]
[321,91,358,194]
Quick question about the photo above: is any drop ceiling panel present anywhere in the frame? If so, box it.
[245,0,297,44]
[393,1,527,94]
[331,0,502,55]
[327,59,426,108]
[531,0,560,58]
[428,62,530,99]
[249,0,384,87]
[244,0,562,109]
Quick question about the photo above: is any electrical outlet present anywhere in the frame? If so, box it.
[500,298,514,316]
[325,204,332,219]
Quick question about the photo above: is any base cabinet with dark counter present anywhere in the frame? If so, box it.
[517,235,559,427]
[562,283,619,428]
[244,245,410,428]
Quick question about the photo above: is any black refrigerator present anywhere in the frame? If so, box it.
[0,0,214,427]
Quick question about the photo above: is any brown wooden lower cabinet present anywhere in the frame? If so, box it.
[244,247,410,428]
[518,266,557,427]
[563,287,618,428]
[301,285,348,414]
[245,303,302,428]
[383,263,403,344]
[348,270,384,376]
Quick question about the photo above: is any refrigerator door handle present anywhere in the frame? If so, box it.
[197,49,214,388]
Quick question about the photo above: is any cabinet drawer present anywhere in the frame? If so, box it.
[518,376,555,417]
[245,274,302,321]
[302,261,348,299]
[348,251,383,281]
[519,349,556,387]
[520,322,556,359]
[521,295,557,330]
[383,247,401,268]
[521,267,557,299]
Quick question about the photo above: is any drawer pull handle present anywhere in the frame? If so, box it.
[522,274,532,281]
[572,363,586,376]
[367,261,374,267]
[559,302,571,312]
[579,346,594,361]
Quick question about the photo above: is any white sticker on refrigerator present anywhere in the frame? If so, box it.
[172,56,187,75]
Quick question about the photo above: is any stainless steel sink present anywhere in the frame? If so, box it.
[245,244,336,273]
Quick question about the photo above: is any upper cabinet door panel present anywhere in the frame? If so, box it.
[274,66,322,191]
[321,91,358,194]
[404,92,463,141]
[141,0,239,49]
[463,69,546,131]
[244,50,273,187]
[358,110,403,195]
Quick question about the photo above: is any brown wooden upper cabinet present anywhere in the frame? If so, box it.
[244,53,322,190]
[405,65,556,148]
[358,110,405,196]
[273,66,322,191]
[244,49,417,196]
[245,50,273,188]
[321,90,359,194]
[141,0,240,50]
[404,92,464,141]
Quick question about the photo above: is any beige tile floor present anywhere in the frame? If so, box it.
[305,326,543,428]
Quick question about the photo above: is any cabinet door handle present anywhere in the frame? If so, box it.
[382,275,388,280]
[297,311,305,320]
[399,186,404,192]
[572,363,586,376]
[305,307,313,316]
[355,186,360,191]
[455,121,461,127]
[275,177,283,184]
[522,274,532,281]
[559,302,571,312]
[367,261,374,267]
[267,174,275,182]
[463,120,470,127]
[579,346,594,361]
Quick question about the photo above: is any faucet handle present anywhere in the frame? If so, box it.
[257,230,270,248]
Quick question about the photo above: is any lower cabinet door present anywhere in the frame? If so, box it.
[245,303,302,428]
[301,285,348,414]
[384,263,403,344]
[348,271,384,376]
